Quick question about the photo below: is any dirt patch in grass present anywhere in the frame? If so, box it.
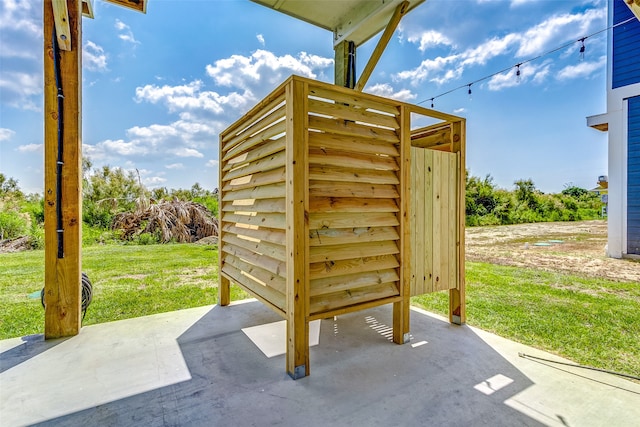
[466,220,640,282]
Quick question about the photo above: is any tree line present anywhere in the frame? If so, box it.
[0,165,604,249]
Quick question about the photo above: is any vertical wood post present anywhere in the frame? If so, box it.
[393,106,411,344]
[285,78,310,379]
[43,0,83,338]
[334,40,354,88]
[218,134,230,307]
[449,120,466,325]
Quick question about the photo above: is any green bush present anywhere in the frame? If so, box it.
[134,232,161,245]
[465,172,603,227]
[0,210,29,240]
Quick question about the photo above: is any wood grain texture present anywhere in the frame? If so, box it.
[43,0,82,338]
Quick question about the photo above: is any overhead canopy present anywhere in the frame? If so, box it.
[250,0,425,47]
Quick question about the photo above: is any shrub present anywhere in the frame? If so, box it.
[0,211,29,240]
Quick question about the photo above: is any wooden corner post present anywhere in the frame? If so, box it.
[285,78,310,379]
[449,120,466,325]
[393,106,411,344]
[43,0,83,338]
[218,132,230,307]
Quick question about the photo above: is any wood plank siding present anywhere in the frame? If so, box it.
[628,95,640,255]
[613,0,640,89]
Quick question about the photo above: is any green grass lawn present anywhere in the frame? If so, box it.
[412,262,640,379]
[1,244,638,379]
[0,244,248,339]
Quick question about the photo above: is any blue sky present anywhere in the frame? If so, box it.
[0,0,609,194]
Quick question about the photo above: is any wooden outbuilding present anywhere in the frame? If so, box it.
[219,75,466,378]
[41,2,465,380]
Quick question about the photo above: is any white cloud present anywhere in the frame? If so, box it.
[487,61,553,90]
[84,41,108,72]
[556,56,606,81]
[86,118,217,163]
[453,107,466,114]
[366,83,417,102]
[257,34,265,46]
[206,49,333,91]
[516,9,605,57]
[510,0,537,7]
[171,147,204,158]
[114,19,139,45]
[0,128,15,141]
[396,6,606,87]
[0,0,40,39]
[135,80,253,116]
[0,1,42,110]
[143,176,167,187]
[165,163,184,170]
[0,71,41,110]
[206,159,219,168]
[406,30,454,52]
[395,55,460,84]
[16,143,41,152]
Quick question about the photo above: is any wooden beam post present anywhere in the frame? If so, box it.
[334,40,356,88]
[393,105,411,344]
[218,137,231,306]
[355,1,409,92]
[449,120,466,325]
[43,0,83,339]
[285,78,310,379]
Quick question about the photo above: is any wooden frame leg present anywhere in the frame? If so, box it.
[449,288,465,325]
[219,275,230,306]
[393,300,410,344]
[286,317,309,379]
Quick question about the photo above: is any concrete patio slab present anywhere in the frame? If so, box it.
[1,300,639,426]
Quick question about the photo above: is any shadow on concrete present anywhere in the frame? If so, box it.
[0,334,68,375]
[32,301,546,426]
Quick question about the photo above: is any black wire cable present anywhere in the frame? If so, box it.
[418,16,638,106]
[346,41,356,89]
[52,27,64,259]
[519,352,640,381]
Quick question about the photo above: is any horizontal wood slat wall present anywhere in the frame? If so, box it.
[219,84,288,313]
[306,81,403,317]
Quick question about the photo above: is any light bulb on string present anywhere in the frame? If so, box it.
[430,98,435,108]
[579,38,586,60]
[516,64,521,83]
[467,84,472,101]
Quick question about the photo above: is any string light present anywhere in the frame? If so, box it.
[467,83,472,100]
[418,16,636,107]
[516,63,521,83]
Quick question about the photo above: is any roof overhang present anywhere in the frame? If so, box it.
[587,113,609,132]
[250,0,426,47]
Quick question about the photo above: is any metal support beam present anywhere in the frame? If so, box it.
[43,0,83,339]
[355,0,409,92]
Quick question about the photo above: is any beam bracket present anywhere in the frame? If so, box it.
[52,0,72,51]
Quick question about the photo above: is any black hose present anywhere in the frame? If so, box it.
[41,272,93,322]
[346,41,356,89]
[519,352,640,381]
[53,27,64,259]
